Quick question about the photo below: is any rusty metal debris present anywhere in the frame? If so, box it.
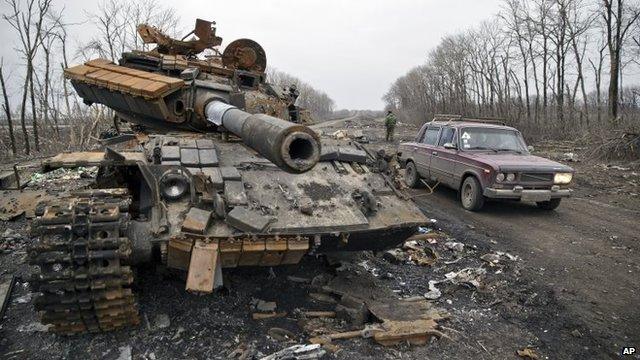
[261,344,326,360]
[252,312,287,320]
[301,257,451,349]
[251,298,286,320]
[309,325,381,345]
[308,293,337,304]
[252,299,277,312]
[0,190,50,221]
[306,298,448,348]
[137,19,222,56]
[0,275,15,320]
[267,327,296,342]
[302,311,336,318]
[373,318,446,346]
[517,347,540,359]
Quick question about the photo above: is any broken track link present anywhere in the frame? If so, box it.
[28,189,140,335]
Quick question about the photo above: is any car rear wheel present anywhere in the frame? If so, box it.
[460,176,485,211]
[404,161,421,188]
[536,198,561,210]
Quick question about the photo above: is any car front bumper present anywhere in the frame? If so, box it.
[484,185,572,201]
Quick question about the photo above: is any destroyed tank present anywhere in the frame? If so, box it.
[28,19,429,335]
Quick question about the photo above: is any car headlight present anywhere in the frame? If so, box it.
[506,173,516,182]
[496,173,505,182]
[554,172,573,184]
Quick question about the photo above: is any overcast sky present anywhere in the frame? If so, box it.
[0,0,504,110]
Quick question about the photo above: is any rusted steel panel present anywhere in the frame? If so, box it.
[260,237,288,266]
[219,238,242,268]
[238,238,265,266]
[281,236,309,265]
[225,206,271,233]
[186,240,219,293]
[0,275,15,319]
[167,238,193,271]
[64,58,184,99]
[181,208,212,234]
[223,181,248,206]
[44,151,146,167]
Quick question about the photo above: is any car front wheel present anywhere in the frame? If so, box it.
[460,176,485,211]
[404,162,421,188]
[536,198,561,210]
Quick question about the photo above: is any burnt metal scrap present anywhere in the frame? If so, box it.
[22,18,431,335]
[137,19,223,56]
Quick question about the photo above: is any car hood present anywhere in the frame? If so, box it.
[466,152,574,172]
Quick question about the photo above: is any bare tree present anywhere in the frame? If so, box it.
[79,0,179,61]
[549,0,590,124]
[589,41,607,122]
[36,31,57,137]
[34,9,65,139]
[502,0,533,121]
[531,0,554,116]
[601,0,640,119]
[3,0,53,154]
[0,60,17,155]
[567,0,594,123]
[84,0,127,61]
[55,25,72,116]
[384,0,640,139]
[633,19,640,62]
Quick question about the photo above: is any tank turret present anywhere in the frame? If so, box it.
[63,19,320,173]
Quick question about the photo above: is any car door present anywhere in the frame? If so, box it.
[415,126,441,179]
[400,124,428,177]
[430,126,457,187]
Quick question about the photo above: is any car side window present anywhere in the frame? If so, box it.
[421,127,440,145]
[438,127,456,146]
[415,124,428,142]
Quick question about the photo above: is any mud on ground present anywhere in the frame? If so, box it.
[0,116,638,359]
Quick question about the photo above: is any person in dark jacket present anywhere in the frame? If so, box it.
[384,111,397,142]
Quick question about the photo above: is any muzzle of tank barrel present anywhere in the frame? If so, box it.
[205,101,321,173]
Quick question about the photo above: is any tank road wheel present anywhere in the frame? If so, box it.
[404,161,421,188]
[29,189,140,335]
[460,176,485,211]
[536,198,562,211]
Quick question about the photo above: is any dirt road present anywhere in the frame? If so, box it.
[412,185,640,357]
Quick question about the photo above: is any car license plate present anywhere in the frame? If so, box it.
[522,193,551,202]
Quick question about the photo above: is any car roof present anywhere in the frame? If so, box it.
[427,120,518,131]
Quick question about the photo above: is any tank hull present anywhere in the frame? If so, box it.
[41,133,428,271]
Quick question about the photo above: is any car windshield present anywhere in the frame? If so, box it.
[459,127,526,153]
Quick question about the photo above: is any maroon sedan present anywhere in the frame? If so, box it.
[397,117,574,211]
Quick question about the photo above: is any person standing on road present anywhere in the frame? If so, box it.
[385,110,397,142]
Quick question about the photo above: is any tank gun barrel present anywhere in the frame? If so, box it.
[205,101,320,173]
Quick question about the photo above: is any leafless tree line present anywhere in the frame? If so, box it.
[267,67,336,120]
[0,0,338,160]
[383,0,640,140]
[0,0,181,160]
[77,0,179,62]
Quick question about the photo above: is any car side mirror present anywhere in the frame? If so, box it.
[527,145,535,152]
[443,142,457,150]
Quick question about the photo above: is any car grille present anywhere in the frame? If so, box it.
[520,173,553,182]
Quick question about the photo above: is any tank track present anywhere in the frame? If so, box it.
[29,189,140,335]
